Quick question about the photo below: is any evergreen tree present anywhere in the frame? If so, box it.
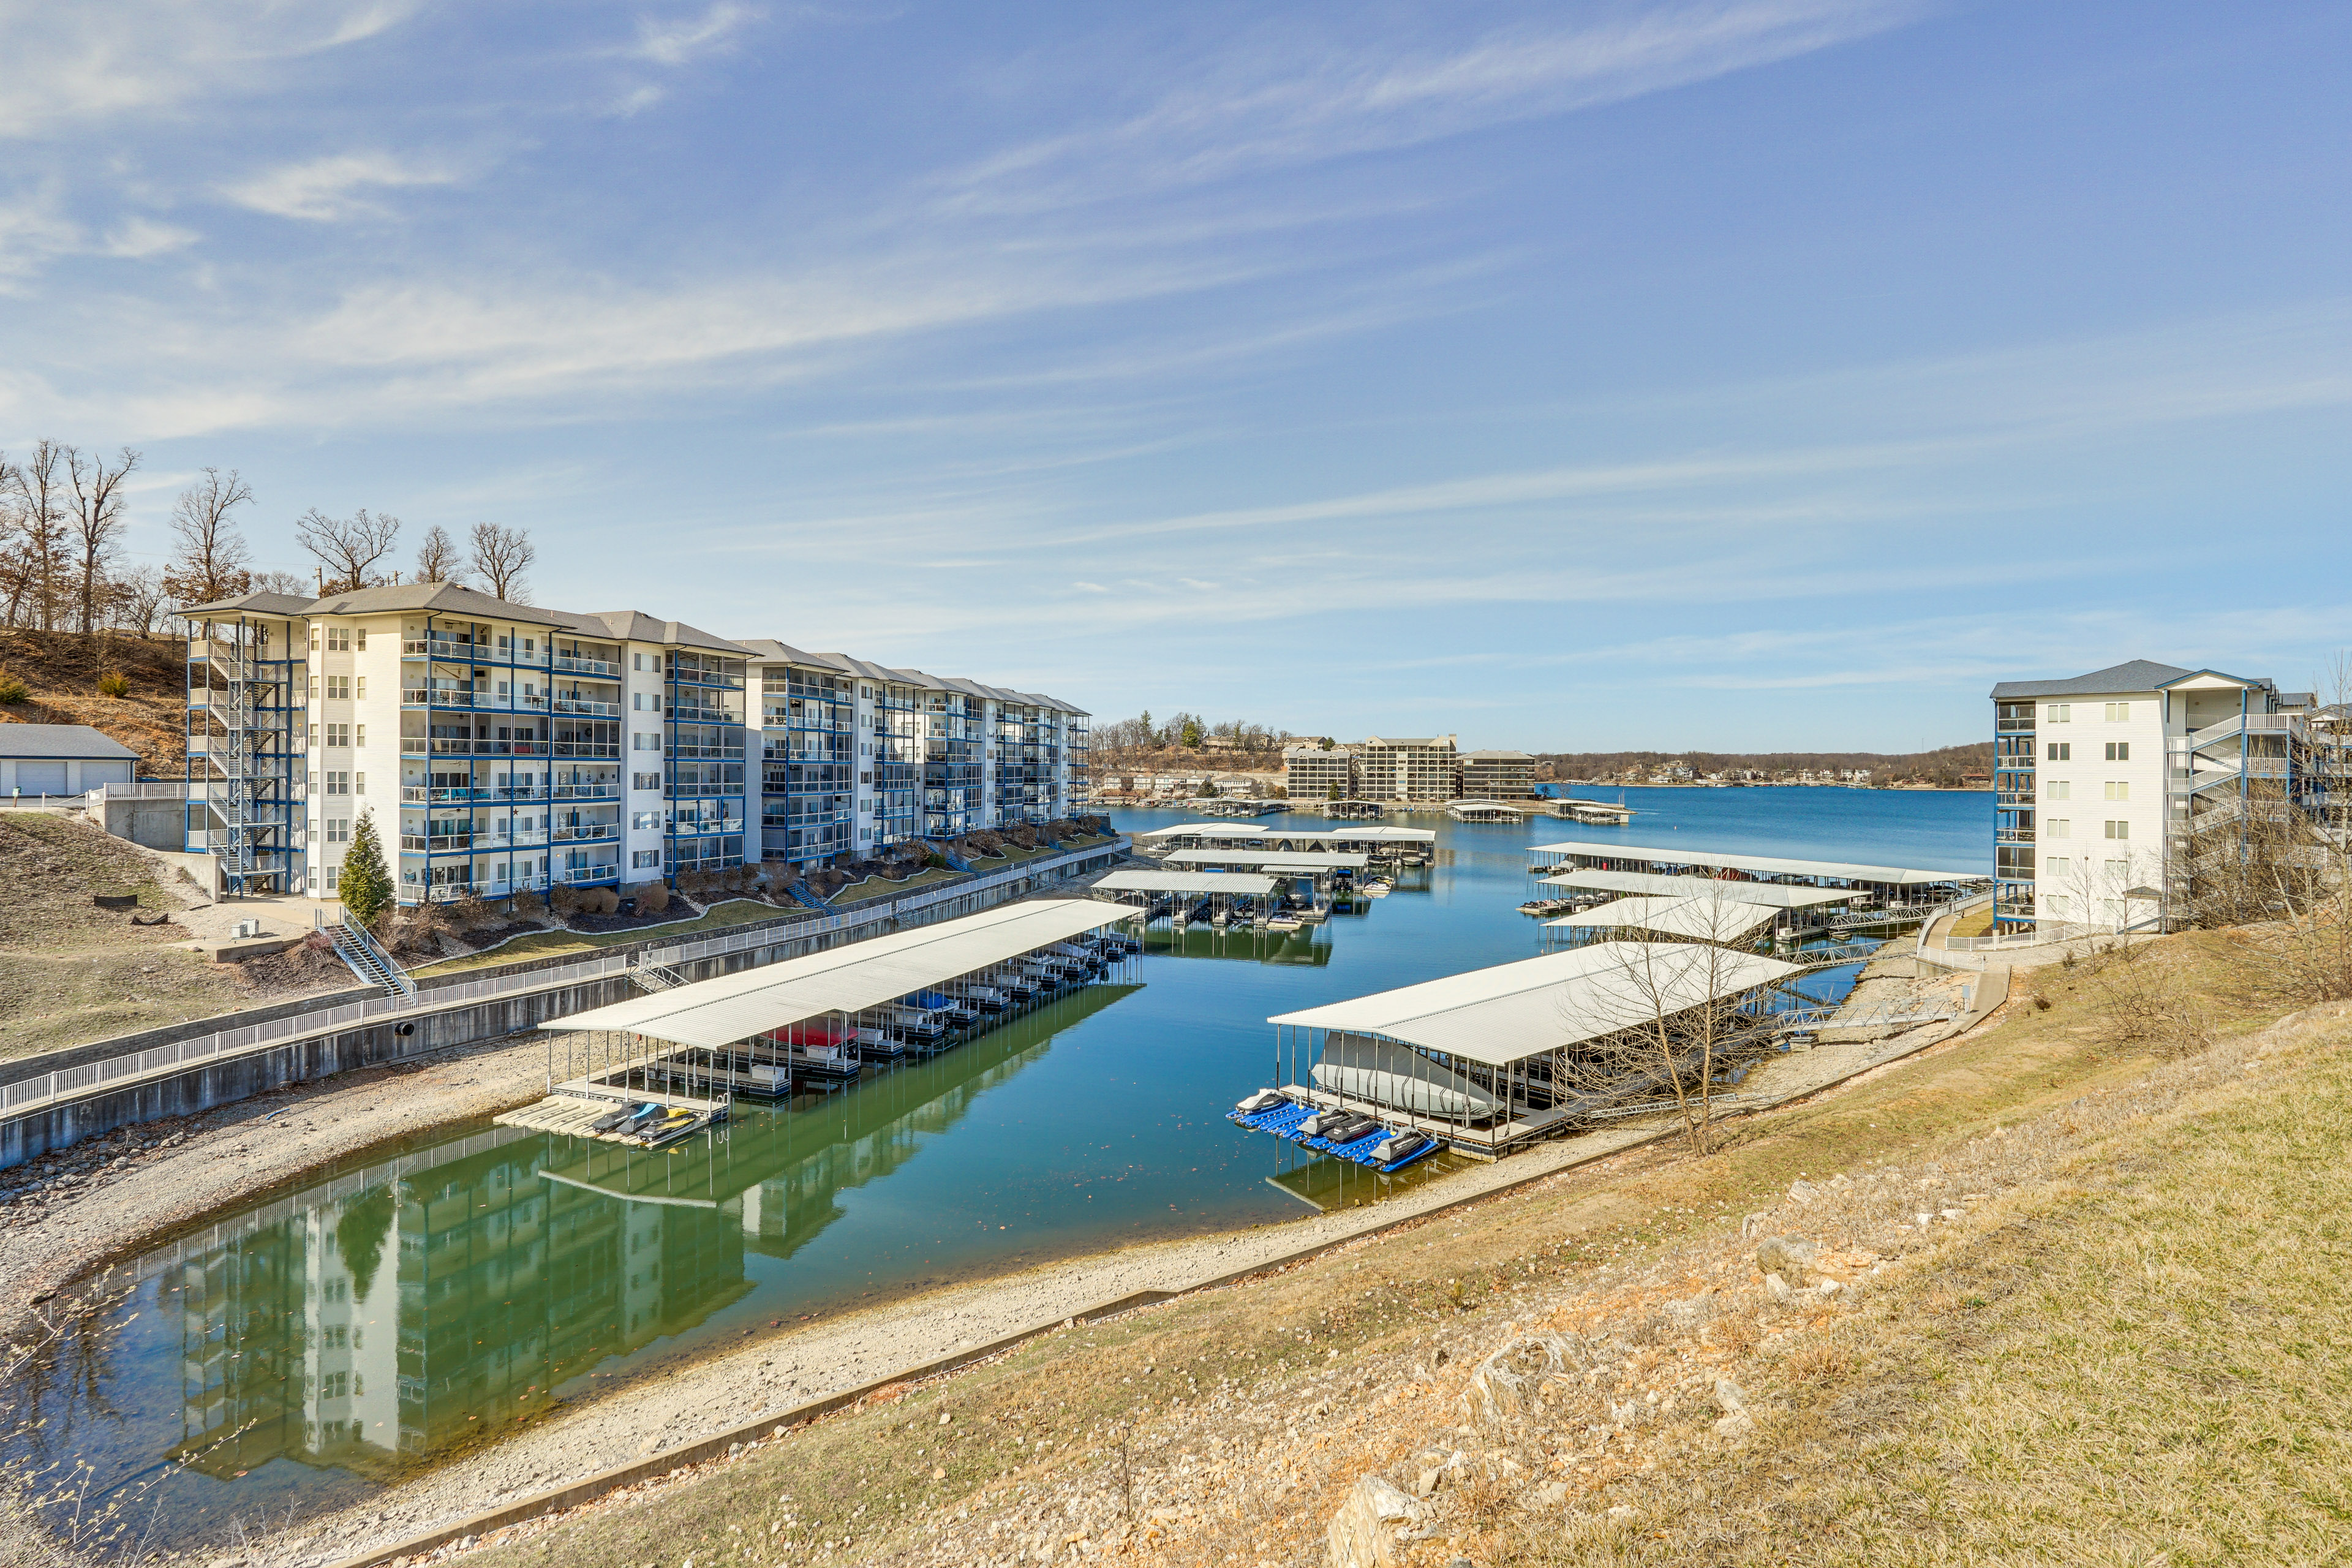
[340,809,394,925]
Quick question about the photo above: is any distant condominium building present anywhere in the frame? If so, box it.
[183,586,1087,904]
[1282,742,1357,800]
[1989,660,2315,937]
[1358,734,1460,802]
[1458,748,1537,799]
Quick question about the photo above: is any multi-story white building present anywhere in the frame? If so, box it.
[186,586,1085,904]
[1357,734,1460,802]
[1458,748,1536,799]
[1283,742,1357,800]
[1990,660,2315,936]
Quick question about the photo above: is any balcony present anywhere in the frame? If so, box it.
[551,782,621,801]
[401,786,480,805]
[552,654,617,678]
[551,823,619,843]
[403,637,494,662]
[671,816,743,837]
[551,697,620,718]
[557,862,622,886]
[551,740,620,760]
[667,742,745,761]
[418,737,550,758]
[401,832,476,854]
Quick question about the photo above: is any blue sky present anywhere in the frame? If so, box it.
[3,1,2347,750]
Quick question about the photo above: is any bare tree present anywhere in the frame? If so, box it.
[295,507,401,594]
[64,443,140,634]
[162,467,255,606]
[111,564,170,635]
[1,440,72,629]
[1559,886,1790,1155]
[467,521,533,602]
[252,568,311,597]
[413,524,467,584]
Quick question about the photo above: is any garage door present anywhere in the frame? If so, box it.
[15,762,67,795]
[83,760,134,786]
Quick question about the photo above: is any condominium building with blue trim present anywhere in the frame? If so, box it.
[183,585,1086,904]
[1988,659,2316,937]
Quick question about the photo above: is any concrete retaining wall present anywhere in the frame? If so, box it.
[0,850,1120,1169]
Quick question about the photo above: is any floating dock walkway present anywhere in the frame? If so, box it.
[1226,1096,1444,1174]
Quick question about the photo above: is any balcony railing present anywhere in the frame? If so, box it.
[552,655,618,678]
[401,833,476,854]
[551,741,620,760]
[551,697,620,717]
[557,862,622,885]
[551,823,619,843]
[417,737,550,757]
[551,782,621,801]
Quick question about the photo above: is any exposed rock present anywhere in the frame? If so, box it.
[1325,1474,1419,1568]
[1786,1178,1820,1205]
[1754,1235,1819,1280]
[1538,1480,1571,1506]
[1764,1272,1792,1303]
[1714,1409,1757,1441]
[1459,1334,1580,1427]
[1713,1377,1747,1414]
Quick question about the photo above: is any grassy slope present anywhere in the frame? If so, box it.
[408,900,804,978]
[0,812,257,1060]
[454,932,2307,1568]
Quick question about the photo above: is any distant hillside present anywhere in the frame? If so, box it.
[1537,741,1994,788]
[0,629,185,778]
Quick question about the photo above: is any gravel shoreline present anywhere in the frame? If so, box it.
[2,989,1981,1568]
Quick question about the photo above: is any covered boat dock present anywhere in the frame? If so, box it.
[1258,943,1801,1156]
[1093,867,1280,925]
[1538,892,1785,951]
[1528,841,1989,904]
[502,899,1142,1137]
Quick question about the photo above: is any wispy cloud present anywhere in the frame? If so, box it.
[222,152,459,222]
[943,0,1923,213]
[628,1,763,66]
[0,1,420,138]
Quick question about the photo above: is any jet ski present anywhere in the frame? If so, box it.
[1233,1087,1289,1115]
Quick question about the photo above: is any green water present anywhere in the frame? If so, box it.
[7,788,1986,1551]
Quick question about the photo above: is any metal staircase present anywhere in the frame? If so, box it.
[628,957,686,993]
[328,918,415,1000]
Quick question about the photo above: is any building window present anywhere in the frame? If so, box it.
[631,811,659,831]
[633,771,660,791]
[631,849,659,869]
[2048,704,2070,722]
[356,628,366,652]
[354,725,366,747]
[2104,741,2128,761]
[633,732,658,750]
[2045,856,2070,881]
[326,675,349,699]
[326,627,351,651]
[2046,742,2070,761]
[2105,703,2129,722]
[2046,780,2070,801]
[2047,819,2069,839]
[2104,820,2128,839]
[325,866,340,891]
[326,818,350,843]
[2105,781,2128,801]
[326,771,350,794]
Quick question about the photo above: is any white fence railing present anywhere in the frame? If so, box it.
[0,839,1125,1121]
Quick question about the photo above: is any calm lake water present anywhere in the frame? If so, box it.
[10,787,1986,1549]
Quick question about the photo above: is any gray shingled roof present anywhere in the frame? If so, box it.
[178,589,317,617]
[1988,660,2196,700]
[309,582,575,626]
[565,611,753,656]
[1994,663,2286,700]
[0,723,140,760]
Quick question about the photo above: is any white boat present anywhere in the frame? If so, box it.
[1360,880,1392,898]
[1266,916,1304,932]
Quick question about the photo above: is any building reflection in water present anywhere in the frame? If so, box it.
[160,982,1144,1488]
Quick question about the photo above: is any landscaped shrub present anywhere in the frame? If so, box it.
[549,884,582,917]
[585,886,620,915]
[0,670,28,706]
[634,881,671,916]
[97,669,130,699]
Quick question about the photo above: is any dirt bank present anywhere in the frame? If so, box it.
[0,1032,559,1348]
